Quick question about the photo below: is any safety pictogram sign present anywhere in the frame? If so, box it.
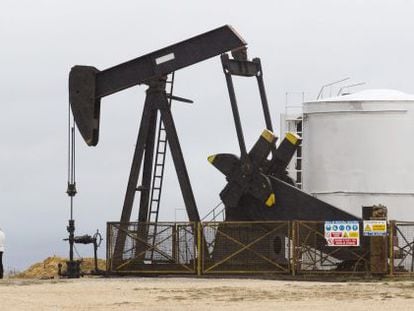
[363,220,387,236]
[324,221,359,246]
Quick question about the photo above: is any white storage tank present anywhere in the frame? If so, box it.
[302,89,414,220]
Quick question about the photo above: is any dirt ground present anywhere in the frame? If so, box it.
[1,277,414,310]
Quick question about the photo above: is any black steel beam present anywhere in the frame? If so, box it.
[221,54,248,158]
[119,98,152,226]
[253,58,273,132]
[113,96,153,264]
[70,25,246,147]
[96,25,246,97]
[158,94,200,222]
[138,106,158,223]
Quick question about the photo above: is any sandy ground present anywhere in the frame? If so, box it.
[1,277,414,310]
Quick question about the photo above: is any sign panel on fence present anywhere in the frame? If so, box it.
[324,221,359,246]
[363,220,387,236]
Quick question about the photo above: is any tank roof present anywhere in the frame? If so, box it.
[310,89,414,103]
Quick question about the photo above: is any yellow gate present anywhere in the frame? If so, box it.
[294,221,371,274]
[201,221,291,274]
[390,221,414,275]
[107,222,196,274]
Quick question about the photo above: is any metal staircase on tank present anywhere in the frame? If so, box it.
[293,119,303,189]
[283,91,305,189]
[148,72,175,259]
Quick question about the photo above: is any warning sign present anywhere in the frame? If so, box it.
[363,220,387,236]
[324,221,360,247]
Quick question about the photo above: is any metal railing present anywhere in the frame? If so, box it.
[201,221,290,274]
[106,220,414,277]
[390,221,414,275]
[293,221,370,274]
[107,222,196,274]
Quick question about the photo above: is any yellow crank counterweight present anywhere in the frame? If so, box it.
[286,132,301,145]
[207,154,216,164]
[265,193,276,207]
[261,129,276,144]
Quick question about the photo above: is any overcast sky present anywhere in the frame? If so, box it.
[1,0,414,270]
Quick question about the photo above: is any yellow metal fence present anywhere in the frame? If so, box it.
[390,221,414,275]
[107,222,196,274]
[293,221,370,274]
[201,221,290,274]
[106,220,414,276]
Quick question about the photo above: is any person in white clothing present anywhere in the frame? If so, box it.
[0,228,5,279]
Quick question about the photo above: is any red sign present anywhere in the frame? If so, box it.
[330,232,342,238]
[332,239,358,246]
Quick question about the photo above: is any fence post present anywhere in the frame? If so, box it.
[291,221,296,276]
[172,224,178,262]
[106,222,110,272]
[197,222,202,276]
[389,220,394,276]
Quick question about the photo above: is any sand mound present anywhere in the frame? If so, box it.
[15,256,106,279]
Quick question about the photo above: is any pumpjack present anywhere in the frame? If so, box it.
[69,25,247,262]
[69,25,380,272]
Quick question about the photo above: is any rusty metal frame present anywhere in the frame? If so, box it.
[391,221,414,275]
[107,222,197,274]
[105,220,414,277]
[295,221,370,274]
[201,221,291,274]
